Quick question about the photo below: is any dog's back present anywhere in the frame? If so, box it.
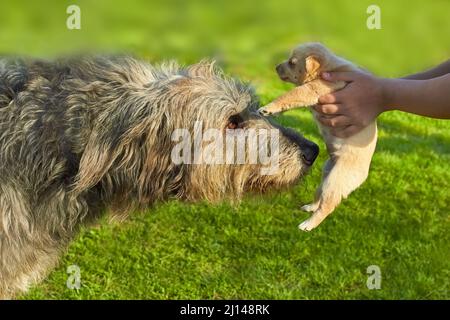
[0,59,28,109]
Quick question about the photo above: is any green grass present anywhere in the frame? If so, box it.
[0,0,448,299]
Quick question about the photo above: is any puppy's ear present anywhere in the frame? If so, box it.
[304,55,322,82]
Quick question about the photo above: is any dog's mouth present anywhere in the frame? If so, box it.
[301,158,314,167]
[301,153,318,167]
[300,142,319,168]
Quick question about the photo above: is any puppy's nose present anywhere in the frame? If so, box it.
[301,142,319,166]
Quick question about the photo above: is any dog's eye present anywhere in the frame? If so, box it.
[227,121,238,130]
[226,114,243,130]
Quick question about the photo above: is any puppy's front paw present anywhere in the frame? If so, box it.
[258,107,272,116]
[298,218,319,232]
[300,203,319,212]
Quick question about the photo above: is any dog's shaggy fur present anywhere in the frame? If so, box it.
[0,56,318,298]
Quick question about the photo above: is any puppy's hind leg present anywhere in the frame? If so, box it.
[300,158,335,213]
[299,158,369,231]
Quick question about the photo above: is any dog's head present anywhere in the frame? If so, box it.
[72,59,318,204]
[165,61,319,201]
[275,42,333,85]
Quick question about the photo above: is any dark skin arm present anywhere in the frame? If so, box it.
[315,60,450,138]
[401,59,450,80]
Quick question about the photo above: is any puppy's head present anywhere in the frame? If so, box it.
[275,42,332,85]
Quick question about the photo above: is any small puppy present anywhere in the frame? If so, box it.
[259,43,377,231]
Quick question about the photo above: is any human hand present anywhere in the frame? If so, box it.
[315,71,387,138]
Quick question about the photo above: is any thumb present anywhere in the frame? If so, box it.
[321,71,359,82]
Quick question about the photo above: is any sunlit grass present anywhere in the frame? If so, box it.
[1,0,448,299]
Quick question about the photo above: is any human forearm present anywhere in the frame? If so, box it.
[382,74,450,119]
[402,59,450,80]
[316,70,450,138]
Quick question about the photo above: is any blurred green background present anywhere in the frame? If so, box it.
[0,0,448,299]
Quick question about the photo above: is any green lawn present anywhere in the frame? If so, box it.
[0,0,448,299]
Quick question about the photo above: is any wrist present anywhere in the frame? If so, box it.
[378,78,396,112]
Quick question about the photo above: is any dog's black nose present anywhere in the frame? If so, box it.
[301,142,319,166]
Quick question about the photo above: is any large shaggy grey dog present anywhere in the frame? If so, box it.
[0,56,318,298]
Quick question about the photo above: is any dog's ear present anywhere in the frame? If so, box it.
[72,106,154,195]
[304,55,322,82]
[72,132,118,195]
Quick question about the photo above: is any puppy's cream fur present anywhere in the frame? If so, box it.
[259,43,377,231]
